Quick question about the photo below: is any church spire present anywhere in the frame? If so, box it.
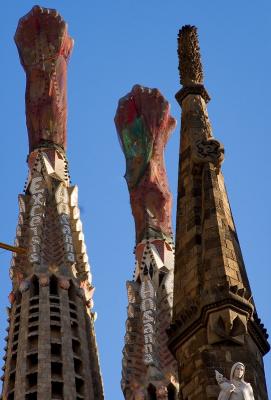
[1,6,103,399]
[115,85,179,399]
[169,25,269,399]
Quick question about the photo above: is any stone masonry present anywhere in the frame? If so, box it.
[168,25,269,400]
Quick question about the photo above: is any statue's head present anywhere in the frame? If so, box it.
[230,362,245,381]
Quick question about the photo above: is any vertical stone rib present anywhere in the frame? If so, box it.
[38,286,51,399]
[60,288,76,400]
[14,292,29,399]
[76,298,95,400]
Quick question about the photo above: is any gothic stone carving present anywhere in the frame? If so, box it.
[207,308,248,345]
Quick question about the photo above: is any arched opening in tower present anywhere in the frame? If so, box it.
[50,275,59,296]
[167,383,176,400]
[147,384,157,400]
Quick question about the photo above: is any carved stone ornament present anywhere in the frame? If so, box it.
[39,274,49,287]
[207,309,247,345]
[58,277,70,290]
[156,386,168,400]
[177,25,203,86]
[19,280,30,293]
[8,292,16,304]
[215,363,255,399]
[192,138,224,171]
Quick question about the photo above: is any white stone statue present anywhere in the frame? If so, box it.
[215,362,255,400]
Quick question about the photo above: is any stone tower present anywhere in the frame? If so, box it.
[115,85,179,400]
[1,6,103,400]
[168,25,269,399]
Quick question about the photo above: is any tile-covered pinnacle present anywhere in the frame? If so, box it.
[116,85,179,398]
[115,84,176,243]
[14,5,74,152]
[177,25,203,86]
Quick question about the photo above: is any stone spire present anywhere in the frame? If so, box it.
[169,25,269,399]
[115,85,179,399]
[1,6,103,400]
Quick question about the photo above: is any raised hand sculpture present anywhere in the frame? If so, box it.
[115,84,176,243]
[14,5,74,152]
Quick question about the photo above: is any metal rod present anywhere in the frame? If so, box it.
[0,242,27,254]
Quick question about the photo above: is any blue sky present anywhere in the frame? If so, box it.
[0,1,270,398]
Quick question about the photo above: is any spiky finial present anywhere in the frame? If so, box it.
[177,25,203,86]
[176,25,210,104]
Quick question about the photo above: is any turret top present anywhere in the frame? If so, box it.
[177,25,203,87]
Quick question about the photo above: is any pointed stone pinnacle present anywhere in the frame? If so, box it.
[177,25,203,86]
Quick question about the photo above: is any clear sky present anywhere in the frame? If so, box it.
[0,1,270,398]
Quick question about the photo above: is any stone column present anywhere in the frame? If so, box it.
[38,284,51,399]
[60,287,77,400]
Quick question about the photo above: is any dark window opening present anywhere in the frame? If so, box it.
[25,393,37,400]
[50,306,60,314]
[12,342,18,352]
[10,353,17,370]
[50,276,59,296]
[49,296,60,304]
[51,362,62,377]
[31,277,39,297]
[74,358,82,375]
[68,283,76,302]
[28,335,38,351]
[75,377,84,395]
[168,384,176,400]
[15,315,20,324]
[7,392,14,400]
[8,371,15,390]
[13,326,19,336]
[29,306,39,314]
[28,325,38,333]
[71,321,79,338]
[50,325,61,341]
[69,302,77,311]
[51,381,63,398]
[70,311,77,320]
[29,315,39,324]
[29,297,39,306]
[13,333,19,342]
[15,292,22,305]
[51,343,62,357]
[159,271,166,286]
[26,372,37,389]
[15,305,21,315]
[147,384,157,400]
[51,314,61,322]
[27,353,38,370]
[72,339,80,355]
